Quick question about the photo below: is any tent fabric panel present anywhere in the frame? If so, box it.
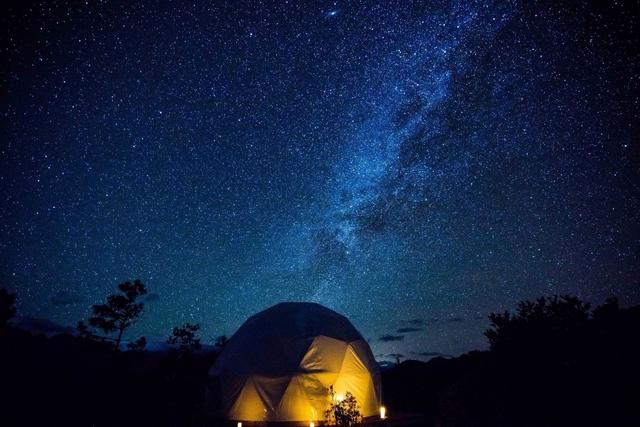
[349,339,383,404]
[228,377,268,421]
[252,375,292,415]
[241,303,363,343]
[274,372,338,422]
[217,374,249,416]
[275,375,319,422]
[333,344,378,417]
[299,335,349,373]
[300,372,339,421]
[212,334,314,377]
[349,339,381,376]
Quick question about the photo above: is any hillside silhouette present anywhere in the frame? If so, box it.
[382,296,640,427]
[1,291,639,426]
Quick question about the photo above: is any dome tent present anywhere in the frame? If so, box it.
[208,302,382,424]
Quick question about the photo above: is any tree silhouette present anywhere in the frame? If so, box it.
[76,320,90,337]
[592,296,619,321]
[484,295,591,353]
[88,279,147,351]
[214,334,228,349]
[168,323,202,354]
[0,288,17,333]
[325,386,362,426]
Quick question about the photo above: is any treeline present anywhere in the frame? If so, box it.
[382,296,640,427]
[2,286,639,426]
[0,281,224,427]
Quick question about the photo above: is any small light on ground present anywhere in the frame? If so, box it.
[380,406,387,419]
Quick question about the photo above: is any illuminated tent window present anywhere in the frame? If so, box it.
[208,302,382,423]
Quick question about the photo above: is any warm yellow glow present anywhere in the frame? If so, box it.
[310,423,315,427]
[224,338,382,421]
[237,423,242,427]
[380,406,387,419]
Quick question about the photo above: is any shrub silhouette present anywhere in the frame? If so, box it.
[325,385,362,426]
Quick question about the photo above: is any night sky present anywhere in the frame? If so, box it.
[1,1,639,361]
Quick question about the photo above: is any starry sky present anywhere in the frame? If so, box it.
[1,1,639,361]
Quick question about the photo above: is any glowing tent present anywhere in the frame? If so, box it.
[208,302,382,424]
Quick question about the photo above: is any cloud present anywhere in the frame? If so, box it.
[376,353,405,365]
[412,351,453,358]
[379,334,405,342]
[377,360,398,370]
[396,327,423,333]
[397,317,465,327]
[50,290,82,306]
[144,292,160,302]
[11,316,75,336]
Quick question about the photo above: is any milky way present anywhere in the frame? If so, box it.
[1,1,638,361]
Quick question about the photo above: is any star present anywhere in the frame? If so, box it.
[0,0,637,362]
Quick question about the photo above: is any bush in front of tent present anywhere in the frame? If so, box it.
[325,385,362,426]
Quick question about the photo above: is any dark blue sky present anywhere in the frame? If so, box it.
[1,0,638,361]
